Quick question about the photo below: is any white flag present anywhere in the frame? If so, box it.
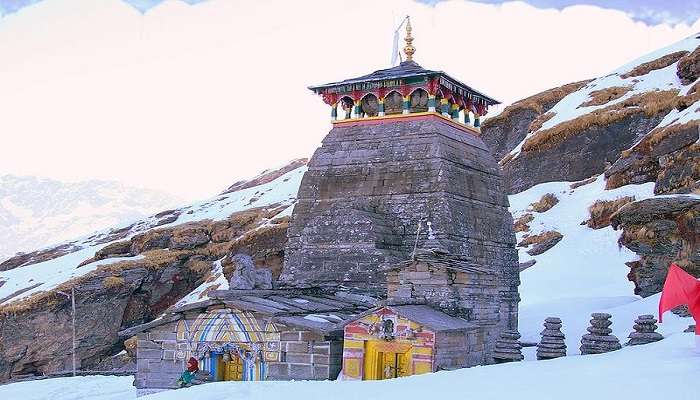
[390,29,400,66]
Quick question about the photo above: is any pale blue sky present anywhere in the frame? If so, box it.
[1,0,698,26]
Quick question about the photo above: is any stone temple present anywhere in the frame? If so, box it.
[132,18,521,388]
[280,19,519,329]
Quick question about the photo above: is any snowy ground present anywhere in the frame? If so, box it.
[1,331,697,400]
[1,175,696,399]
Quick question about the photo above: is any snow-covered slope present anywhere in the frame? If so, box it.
[0,175,180,262]
[507,34,700,161]
[0,163,306,306]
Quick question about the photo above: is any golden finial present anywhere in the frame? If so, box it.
[403,16,415,62]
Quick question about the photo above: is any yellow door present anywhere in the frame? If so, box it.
[363,341,412,380]
[218,355,244,381]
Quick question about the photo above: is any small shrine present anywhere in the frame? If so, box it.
[339,249,511,380]
[127,290,374,389]
[309,18,499,129]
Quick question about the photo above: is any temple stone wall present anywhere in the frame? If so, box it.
[281,116,519,331]
[434,328,487,369]
[135,315,342,388]
[266,330,343,381]
[135,322,184,389]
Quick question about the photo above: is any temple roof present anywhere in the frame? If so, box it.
[309,60,500,106]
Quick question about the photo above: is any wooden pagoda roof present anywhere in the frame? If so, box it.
[309,60,500,106]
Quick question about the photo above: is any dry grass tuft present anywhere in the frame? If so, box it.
[518,230,562,248]
[187,260,212,274]
[102,276,125,289]
[579,86,632,108]
[483,80,591,128]
[514,213,534,233]
[586,196,636,229]
[620,51,689,79]
[522,90,680,153]
[530,193,559,213]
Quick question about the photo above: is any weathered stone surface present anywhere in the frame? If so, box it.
[481,80,590,161]
[611,197,700,297]
[537,317,566,360]
[504,111,666,194]
[228,254,273,290]
[281,116,520,336]
[677,46,700,85]
[493,330,524,363]
[627,315,663,346]
[580,314,621,355]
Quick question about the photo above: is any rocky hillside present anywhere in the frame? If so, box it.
[483,34,700,304]
[0,175,180,262]
[483,34,700,195]
[0,159,307,381]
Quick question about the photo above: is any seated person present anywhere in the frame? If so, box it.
[177,357,199,387]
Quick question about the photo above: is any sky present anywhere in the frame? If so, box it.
[0,0,698,200]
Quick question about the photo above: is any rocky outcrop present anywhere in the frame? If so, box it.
[677,46,700,85]
[223,158,308,194]
[611,196,700,297]
[606,119,699,195]
[481,80,590,161]
[0,202,293,381]
[506,108,668,194]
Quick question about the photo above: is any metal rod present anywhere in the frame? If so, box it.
[412,220,422,260]
[71,287,76,377]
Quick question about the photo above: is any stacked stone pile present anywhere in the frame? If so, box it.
[580,313,621,354]
[493,330,524,363]
[536,317,567,360]
[627,314,663,346]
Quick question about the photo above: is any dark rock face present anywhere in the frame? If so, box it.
[0,205,292,382]
[505,112,665,194]
[281,116,519,321]
[606,122,699,194]
[677,46,700,85]
[482,107,540,161]
[481,80,590,162]
[0,260,208,381]
[611,196,700,297]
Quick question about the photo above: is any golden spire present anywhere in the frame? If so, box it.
[403,16,415,62]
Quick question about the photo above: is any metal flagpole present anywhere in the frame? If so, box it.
[71,287,76,377]
[56,289,77,377]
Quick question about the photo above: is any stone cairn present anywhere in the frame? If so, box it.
[626,314,663,346]
[537,317,567,360]
[580,313,621,355]
[493,330,524,363]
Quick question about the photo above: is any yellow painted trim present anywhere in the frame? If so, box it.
[440,98,448,105]
[332,112,480,135]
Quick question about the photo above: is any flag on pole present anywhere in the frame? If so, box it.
[658,263,700,334]
[390,16,409,66]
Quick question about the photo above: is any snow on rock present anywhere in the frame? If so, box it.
[173,258,228,308]
[506,34,700,161]
[0,164,307,306]
[511,175,655,304]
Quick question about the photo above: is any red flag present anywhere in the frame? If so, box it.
[658,263,700,334]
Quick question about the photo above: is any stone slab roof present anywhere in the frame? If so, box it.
[337,303,475,333]
[119,289,377,337]
[388,304,474,331]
